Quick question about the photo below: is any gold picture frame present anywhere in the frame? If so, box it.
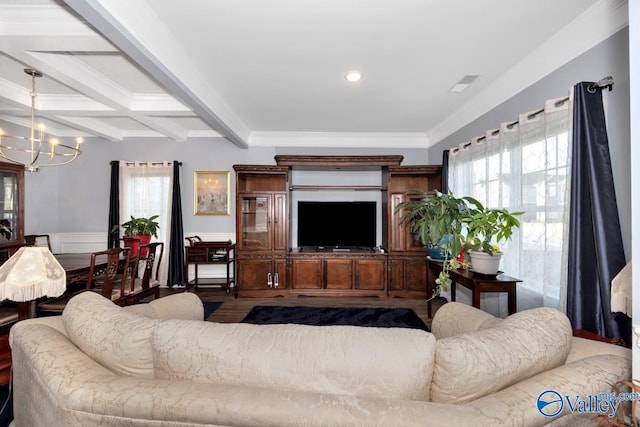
[194,170,230,215]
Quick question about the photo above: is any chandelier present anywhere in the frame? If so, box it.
[0,68,83,172]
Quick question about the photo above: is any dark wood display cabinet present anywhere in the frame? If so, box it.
[385,165,442,298]
[234,165,289,297]
[233,156,442,299]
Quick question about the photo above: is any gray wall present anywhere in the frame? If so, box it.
[24,140,428,236]
[427,28,631,259]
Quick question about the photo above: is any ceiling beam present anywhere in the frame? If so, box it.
[62,0,250,149]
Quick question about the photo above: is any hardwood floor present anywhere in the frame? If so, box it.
[159,286,444,327]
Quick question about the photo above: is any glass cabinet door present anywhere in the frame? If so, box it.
[0,162,24,263]
[239,195,271,250]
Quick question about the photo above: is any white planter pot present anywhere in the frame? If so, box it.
[469,251,502,275]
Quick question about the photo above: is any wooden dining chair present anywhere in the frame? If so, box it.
[126,242,163,305]
[86,247,132,306]
[127,242,164,304]
[24,234,52,252]
[38,247,132,314]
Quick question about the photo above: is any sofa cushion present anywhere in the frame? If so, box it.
[62,291,160,378]
[152,320,436,401]
[431,301,504,339]
[431,306,572,404]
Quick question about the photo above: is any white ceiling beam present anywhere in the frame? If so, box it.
[6,50,193,140]
[50,115,122,141]
[62,0,250,149]
[130,115,188,142]
[18,50,133,109]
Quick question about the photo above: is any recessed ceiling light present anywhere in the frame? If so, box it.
[345,70,363,83]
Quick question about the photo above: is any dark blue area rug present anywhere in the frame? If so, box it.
[203,301,224,319]
[241,306,429,331]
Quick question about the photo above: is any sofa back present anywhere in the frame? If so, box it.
[152,320,436,401]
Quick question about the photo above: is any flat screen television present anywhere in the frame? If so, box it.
[297,201,376,248]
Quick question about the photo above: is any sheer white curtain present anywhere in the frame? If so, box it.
[119,161,173,285]
[448,95,572,316]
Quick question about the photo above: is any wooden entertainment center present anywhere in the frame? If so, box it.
[233,155,442,298]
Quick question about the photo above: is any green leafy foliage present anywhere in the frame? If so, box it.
[395,190,524,300]
[462,196,524,255]
[112,215,160,238]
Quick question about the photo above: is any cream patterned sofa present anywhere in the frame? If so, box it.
[9,293,631,426]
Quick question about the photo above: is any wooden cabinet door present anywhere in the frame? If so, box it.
[355,259,386,291]
[237,259,274,290]
[404,258,427,292]
[238,194,272,251]
[388,258,405,291]
[325,259,353,289]
[274,258,288,290]
[291,259,323,289]
[390,194,406,252]
[273,193,288,251]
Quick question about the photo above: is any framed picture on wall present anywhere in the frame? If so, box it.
[194,170,230,215]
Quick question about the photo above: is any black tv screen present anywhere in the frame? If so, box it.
[297,201,376,248]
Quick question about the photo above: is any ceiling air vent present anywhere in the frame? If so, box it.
[449,74,479,93]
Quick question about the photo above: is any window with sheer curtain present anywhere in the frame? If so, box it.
[119,161,173,284]
[448,95,572,315]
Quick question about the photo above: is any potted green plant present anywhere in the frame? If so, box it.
[396,190,469,300]
[461,197,524,275]
[112,215,160,255]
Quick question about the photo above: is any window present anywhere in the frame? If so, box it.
[119,162,173,284]
[448,96,571,315]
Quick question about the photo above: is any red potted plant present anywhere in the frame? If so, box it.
[113,215,159,256]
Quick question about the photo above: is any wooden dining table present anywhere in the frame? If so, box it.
[54,252,104,285]
[16,253,102,319]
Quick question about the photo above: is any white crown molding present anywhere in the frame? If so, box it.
[425,0,629,146]
[249,131,429,148]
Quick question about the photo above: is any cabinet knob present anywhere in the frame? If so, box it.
[274,272,279,288]
[267,272,273,288]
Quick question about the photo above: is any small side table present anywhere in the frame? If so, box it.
[427,259,522,318]
[184,239,236,295]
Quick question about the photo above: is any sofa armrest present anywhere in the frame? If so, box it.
[567,336,631,364]
[464,354,631,425]
[124,292,204,320]
[431,302,502,339]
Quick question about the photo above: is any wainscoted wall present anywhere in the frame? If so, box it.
[52,231,236,285]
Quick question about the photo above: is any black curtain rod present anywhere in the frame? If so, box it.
[587,76,614,93]
[451,77,613,155]
[120,161,182,166]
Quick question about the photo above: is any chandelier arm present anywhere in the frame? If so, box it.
[0,69,84,172]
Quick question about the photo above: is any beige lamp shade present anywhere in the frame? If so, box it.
[0,246,66,301]
[611,261,632,317]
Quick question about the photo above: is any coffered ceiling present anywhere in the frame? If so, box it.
[0,0,628,149]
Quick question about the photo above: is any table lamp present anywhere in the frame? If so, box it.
[0,246,66,319]
[611,260,632,317]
